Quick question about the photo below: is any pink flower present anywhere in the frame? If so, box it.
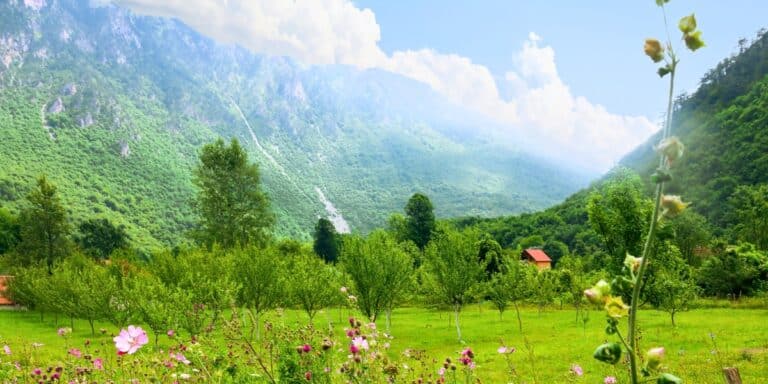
[113,325,149,355]
[340,286,348,293]
[304,371,312,381]
[497,346,515,354]
[171,352,191,365]
[350,337,369,354]
[57,327,71,337]
[93,358,104,370]
[167,330,175,337]
[3,345,10,355]
[438,367,446,376]
[33,368,42,375]
[570,364,584,376]
[68,348,82,358]
[604,376,617,384]
[301,344,312,353]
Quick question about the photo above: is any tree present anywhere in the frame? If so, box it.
[233,246,285,339]
[668,210,711,265]
[17,176,71,271]
[192,138,274,249]
[286,251,339,321]
[0,207,20,254]
[697,242,768,297]
[424,227,484,341]
[542,239,569,267]
[477,233,503,278]
[729,184,768,250]
[313,218,339,263]
[76,218,130,259]
[340,231,412,330]
[405,193,435,250]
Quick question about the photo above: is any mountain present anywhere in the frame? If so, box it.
[620,29,768,230]
[0,0,589,249]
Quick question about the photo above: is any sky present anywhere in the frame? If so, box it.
[105,0,767,172]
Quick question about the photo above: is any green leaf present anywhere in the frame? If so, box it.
[678,14,697,34]
[657,373,683,384]
[657,66,672,78]
[593,342,622,364]
[655,0,670,6]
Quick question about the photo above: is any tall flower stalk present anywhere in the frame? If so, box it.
[587,2,704,383]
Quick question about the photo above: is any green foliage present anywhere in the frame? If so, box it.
[728,184,768,250]
[233,246,285,327]
[666,210,712,265]
[405,193,436,250]
[0,207,20,254]
[313,218,339,263]
[697,242,768,297]
[17,176,71,270]
[340,231,413,322]
[476,233,503,278]
[286,251,340,321]
[192,138,274,249]
[76,218,130,259]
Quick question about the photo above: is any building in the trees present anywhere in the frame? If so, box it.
[0,276,13,306]
[521,248,552,269]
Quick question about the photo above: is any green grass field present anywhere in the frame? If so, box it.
[1,305,767,383]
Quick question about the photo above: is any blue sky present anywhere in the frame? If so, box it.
[112,0,766,170]
[356,1,766,119]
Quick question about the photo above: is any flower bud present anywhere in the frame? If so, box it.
[644,39,665,63]
[624,254,643,273]
[584,280,612,304]
[655,136,684,164]
[661,195,690,218]
[593,342,622,365]
[605,297,629,319]
[684,30,705,51]
[657,373,683,384]
[645,347,666,371]
[678,14,697,34]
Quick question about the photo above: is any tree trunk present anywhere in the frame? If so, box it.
[513,301,523,334]
[670,310,676,327]
[385,308,392,335]
[454,305,462,342]
[89,319,95,336]
[723,367,742,384]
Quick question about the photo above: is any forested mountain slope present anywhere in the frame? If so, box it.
[0,0,587,248]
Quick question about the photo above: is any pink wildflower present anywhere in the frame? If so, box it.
[171,352,191,365]
[57,327,71,337]
[113,325,149,355]
[497,346,515,354]
[32,368,42,375]
[167,330,175,337]
[350,337,369,354]
[3,345,10,355]
[604,376,617,384]
[570,364,584,376]
[68,348,82,358]
[304,371,312,381]
[93,358,104,370]
[438,367,446,376]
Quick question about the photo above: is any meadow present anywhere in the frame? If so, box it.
[1,304,766,383]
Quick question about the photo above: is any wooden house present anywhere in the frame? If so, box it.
[521,248,552,269]
[0,275,13,306]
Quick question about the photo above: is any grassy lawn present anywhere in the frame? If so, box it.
[1,305,767,383]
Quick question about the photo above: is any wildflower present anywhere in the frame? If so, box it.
[461,347,474,359]
[570,364,584,376]
[367,322,376,330]
[167,329,175,337]
[438,367,446,376]
[623,254,643,273]
[3,345,10,355]
[304,371,312,381]
[655,137,684,164]
[497,346,515,354]
[646,347,665,370]
[297,344,312,354]
[644,38,664,62]
[172,352,191,365]
[678,14,696,33]
[57,327,72,337]
[605,297,630,319]
[93,358,104,370]
[33,368,42,375]
[347,295,357,303]
[179,373,191,380]
[113,325,149,355]
[584,280,611,304]
[350,337,369,354]
[340,286,348,293]
[604,376,617,384]
[661,195,689,218]
[68,348,82,358]
[684,30,705,51]
[31,342,44,348]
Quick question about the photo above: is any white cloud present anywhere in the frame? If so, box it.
[106,0,657,172]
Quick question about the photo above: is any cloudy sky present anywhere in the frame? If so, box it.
[105,0,766,172]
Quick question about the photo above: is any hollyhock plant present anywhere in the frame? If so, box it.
[113,325,149,355]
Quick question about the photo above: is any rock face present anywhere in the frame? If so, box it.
[119,140,130,158]
[61,82,77,96]
[47,97,64,114]
[78,112,94,127]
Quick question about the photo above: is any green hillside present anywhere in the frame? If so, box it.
[0,0,587,249]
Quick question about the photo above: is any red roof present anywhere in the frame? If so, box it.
[523,248,552,262]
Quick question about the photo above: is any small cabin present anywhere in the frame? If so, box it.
[0,275,13,306]
[521,248,552,269]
